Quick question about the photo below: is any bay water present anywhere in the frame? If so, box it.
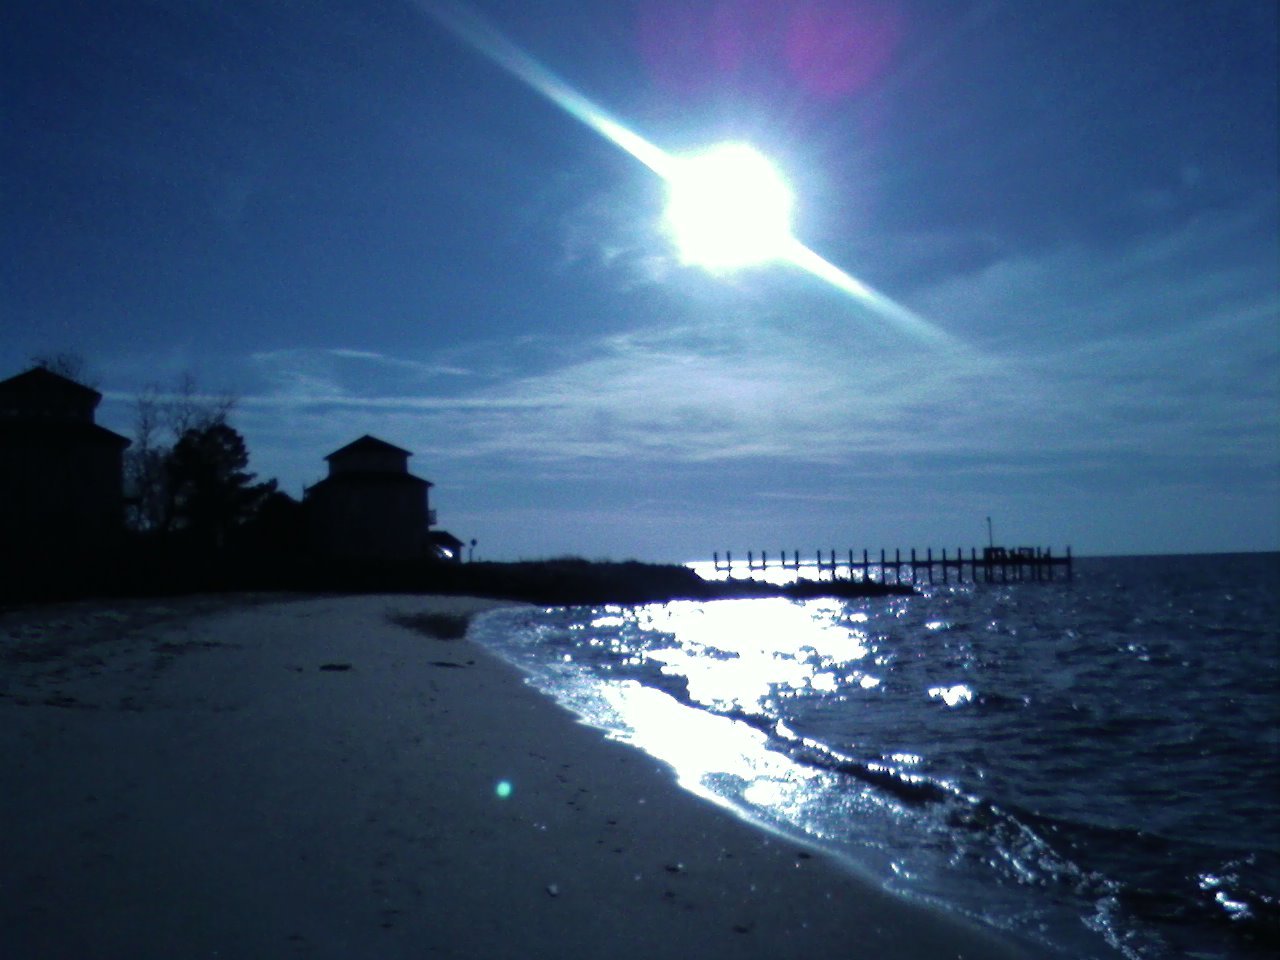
[470,553,1279,958]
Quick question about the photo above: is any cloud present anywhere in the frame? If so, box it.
[249,347,474,389]
[324,349,472,378]
[904,190,1278,346]
[557,179,680,289]
[215,186,1276,517]
[227,314,1010,468]
[230,298,1270,479]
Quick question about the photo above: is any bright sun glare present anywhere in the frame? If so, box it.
[664,143,795,271]
[427,6,956,345]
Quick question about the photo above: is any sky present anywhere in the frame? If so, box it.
[3,0,1277,561]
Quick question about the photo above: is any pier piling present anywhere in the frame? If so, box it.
[711,545,1072,583]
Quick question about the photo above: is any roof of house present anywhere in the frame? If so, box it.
[427,529,465,549]
[0,366,103,404]
[307,471,430,491]
[324,434,412,461]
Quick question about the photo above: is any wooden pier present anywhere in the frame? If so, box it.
[711,546,1072,585]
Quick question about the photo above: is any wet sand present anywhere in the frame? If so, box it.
[1,595,1030,959]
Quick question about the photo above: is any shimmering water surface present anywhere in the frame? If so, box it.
[470,554,1280,958]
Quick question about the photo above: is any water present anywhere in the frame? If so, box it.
[469,553,1280,958]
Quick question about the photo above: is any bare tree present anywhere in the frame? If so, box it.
[29,351,96,387]
[165,373,235,439]
[125,375,237,533]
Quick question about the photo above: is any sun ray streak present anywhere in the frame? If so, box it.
[421,2,958,348]
[425,3,673,176]
[783,241,957,347]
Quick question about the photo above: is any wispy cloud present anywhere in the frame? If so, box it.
[558,179,679,289]
[208,188,1277,517]
[904,189,1278,346]
[249,347,474,390]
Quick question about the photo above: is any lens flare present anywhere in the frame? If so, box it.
[421,2,955,348]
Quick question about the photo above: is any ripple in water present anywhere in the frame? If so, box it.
[471,554,1280,959]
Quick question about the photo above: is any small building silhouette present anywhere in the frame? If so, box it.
[427,529,466,562]
[0,366,131,557]
[305,435,434,561]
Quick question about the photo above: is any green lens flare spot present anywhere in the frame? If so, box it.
[495,779,513,799]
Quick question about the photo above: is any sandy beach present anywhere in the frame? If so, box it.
[1,594,1031,959]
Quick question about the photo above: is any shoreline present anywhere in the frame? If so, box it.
[2,594,1030,958]
[1,554,913,607]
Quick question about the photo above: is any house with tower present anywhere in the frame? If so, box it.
[0,366,131,560]
[304,434,436,561]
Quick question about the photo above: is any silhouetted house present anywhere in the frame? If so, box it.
[0,367,131,557]
[305,435,433,561]
[428,529,466,562]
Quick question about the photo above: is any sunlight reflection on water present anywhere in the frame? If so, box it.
[482,598,905,862]
[471,555,1280,960]
[598,679,822,817]
[595,599,873,713]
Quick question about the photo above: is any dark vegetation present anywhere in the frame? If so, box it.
[4,550,912,607]
[4,355,912,608]
[408,558,913,605]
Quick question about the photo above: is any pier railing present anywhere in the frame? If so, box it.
[711,546,1072,584]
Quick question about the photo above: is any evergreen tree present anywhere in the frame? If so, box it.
[166,422,275,548]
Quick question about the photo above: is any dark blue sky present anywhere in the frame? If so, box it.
[4,0,1276,559]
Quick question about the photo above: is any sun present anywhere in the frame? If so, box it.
[663,143,795,271]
